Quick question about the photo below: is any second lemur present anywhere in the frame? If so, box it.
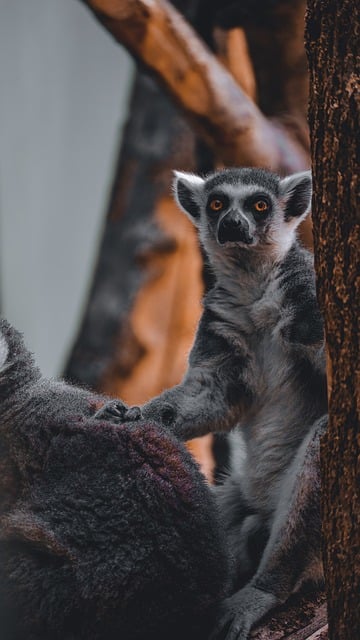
[98,167,328,639]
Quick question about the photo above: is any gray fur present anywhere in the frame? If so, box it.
[101,167,327,639]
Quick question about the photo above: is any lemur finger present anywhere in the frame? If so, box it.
[94,400,128,422]
[125,406,142,421]
[160,403,177,426]
[211,610,249,640]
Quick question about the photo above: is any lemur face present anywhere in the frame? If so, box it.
[173,168,312,260]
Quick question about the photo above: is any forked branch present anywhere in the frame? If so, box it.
[81,0,308,172]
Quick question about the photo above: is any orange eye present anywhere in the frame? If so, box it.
[210,199,224,212]
[253,200,269,213]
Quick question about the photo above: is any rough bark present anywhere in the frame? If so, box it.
[251,590,327,639]
[81,0,308,172]
[306,1,360,638]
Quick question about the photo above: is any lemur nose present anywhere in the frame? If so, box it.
[217,212,253,245]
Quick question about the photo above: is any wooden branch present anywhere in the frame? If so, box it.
[81,0,308,173]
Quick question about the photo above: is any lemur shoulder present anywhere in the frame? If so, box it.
[98,167,328,640]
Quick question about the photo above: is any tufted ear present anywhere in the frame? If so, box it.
[173,171,205,223]
[280,171,312,221]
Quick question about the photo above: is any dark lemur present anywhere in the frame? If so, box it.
[0,320,230,640]
[98,167,328,639]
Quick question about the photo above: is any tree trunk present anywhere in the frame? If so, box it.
[305,1,360,638]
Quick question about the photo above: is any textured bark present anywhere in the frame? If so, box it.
[81,0,308,172]
[251,590,327,639]
[306,1,360,638]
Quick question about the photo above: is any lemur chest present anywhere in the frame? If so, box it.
[208,280,287,370]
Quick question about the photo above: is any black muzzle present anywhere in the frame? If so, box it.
[217,213,253,245]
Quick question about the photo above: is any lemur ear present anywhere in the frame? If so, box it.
[173,171,205,223]
[280,171,312,221]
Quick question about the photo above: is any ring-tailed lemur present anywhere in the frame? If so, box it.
[97,167,328,639]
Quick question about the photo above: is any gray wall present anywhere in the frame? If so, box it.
[0,0,133,376]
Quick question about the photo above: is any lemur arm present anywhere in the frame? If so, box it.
[210,416,327,640]
[96,310,254,440]
[138,365,239,440]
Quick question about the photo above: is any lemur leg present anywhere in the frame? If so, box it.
[228,514,269,589]
[210,415,327,640]
[214,477,269,589]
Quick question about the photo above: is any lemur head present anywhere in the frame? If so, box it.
[173,168,312,262]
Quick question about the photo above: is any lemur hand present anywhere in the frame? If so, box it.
[141,398,178,429]
[95,400,142,423]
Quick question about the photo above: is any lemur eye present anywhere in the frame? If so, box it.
[253,200,269,213]
[210,199,224,212]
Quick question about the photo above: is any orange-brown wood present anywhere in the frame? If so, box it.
[103,195,203,403]
[215,27,257,102]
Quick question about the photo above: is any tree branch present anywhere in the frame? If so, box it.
[80,0,308,172]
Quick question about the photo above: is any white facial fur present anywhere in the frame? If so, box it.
[173,169,312,262]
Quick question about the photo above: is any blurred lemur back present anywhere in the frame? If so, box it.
[100,167,328,639]
[0,319,229,640]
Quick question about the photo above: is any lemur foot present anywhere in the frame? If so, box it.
[209,585,278,640]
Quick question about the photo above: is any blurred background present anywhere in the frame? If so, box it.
[0,0,312,478]
[0,0,133,376]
